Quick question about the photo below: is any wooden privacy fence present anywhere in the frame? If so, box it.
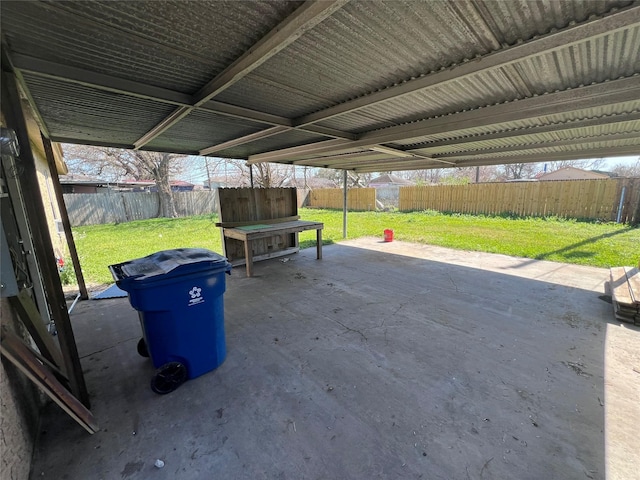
[63,191,219,226]
[307,188,376,211]
[399,178,640,223]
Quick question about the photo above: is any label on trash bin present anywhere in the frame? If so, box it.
[188,286,205,306]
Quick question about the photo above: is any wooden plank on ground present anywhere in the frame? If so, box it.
[0,328,98,434]
[611,297,640,325]
[623,267,639,304]
[610,267,635,306]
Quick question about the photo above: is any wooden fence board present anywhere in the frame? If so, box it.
[63,191,218,226]
[397,178,637,223]
[308,188,376,211]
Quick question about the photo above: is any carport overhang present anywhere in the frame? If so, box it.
[1,0,639,173]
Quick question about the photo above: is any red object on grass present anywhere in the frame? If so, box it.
[384,229,394,242]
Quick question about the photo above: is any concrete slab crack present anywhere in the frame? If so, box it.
[333,319,368,342]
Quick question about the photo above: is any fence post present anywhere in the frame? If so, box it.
[632,179,640,226]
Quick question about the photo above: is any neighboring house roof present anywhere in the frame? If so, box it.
[60,176,198,188]
[589,170,620,178]
[119,179,155,187]
[368,174,414,186]
[537,167,610,181]
[169,180,195,188]
[58,174,111,186]
[205,176,249,188]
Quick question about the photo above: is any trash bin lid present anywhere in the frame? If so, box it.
[110,248,230,283]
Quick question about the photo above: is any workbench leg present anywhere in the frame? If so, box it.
[316,229,323,260]
[244,239,253,277]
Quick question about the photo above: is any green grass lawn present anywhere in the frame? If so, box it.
[70,208,639,285]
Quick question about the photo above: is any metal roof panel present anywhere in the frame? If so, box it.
[21,73,177,145]
[145,110,272,153]
[2,1,301,93]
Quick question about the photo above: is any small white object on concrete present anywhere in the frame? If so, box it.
[154,459,165,469]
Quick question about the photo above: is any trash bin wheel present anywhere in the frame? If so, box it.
[137,338,149,357]
[151,362,188,394]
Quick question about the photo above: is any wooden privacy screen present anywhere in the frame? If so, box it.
[217,188,299,262]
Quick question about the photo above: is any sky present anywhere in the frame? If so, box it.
[600,155,639,169]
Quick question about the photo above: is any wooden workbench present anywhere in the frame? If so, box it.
[222,220,323,277]
[216,188,323,277]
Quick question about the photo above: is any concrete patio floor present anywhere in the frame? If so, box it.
[30,239,638,480]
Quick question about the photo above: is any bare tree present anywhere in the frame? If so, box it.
[611,157,640,177]
[224,160,294,188]
[313,168,372,187]
[62,145,186,217]
[543,158,607,172]
[251,162,289,188]
[499,162,541,180]
[409,168,445,184]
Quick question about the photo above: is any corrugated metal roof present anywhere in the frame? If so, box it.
[21,73,178,145]
[1,0,638,171]
[239,0,500,110]
[2,1,301,93]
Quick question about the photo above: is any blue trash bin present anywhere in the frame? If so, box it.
[109,248,231,393]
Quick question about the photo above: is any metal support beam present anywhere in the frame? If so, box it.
[342,170,348,239]
[351,158,447,172]
[370,146,415,158]
[200,126,291,156]
[133,106,192,149]
[313,154,456,170]
[1,70,90,407]
[249,138,354,164]
[292,151,385,166]
[10,53,192,105]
